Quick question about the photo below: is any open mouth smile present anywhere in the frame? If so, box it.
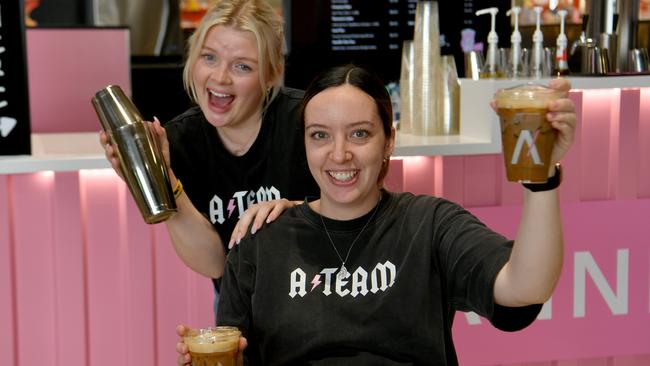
[208,89,235,109]
[327,170,358,182]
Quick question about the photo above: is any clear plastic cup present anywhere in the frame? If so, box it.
[183,326,241,366]
[494,83,565,183]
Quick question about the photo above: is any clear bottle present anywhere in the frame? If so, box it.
[506,6,524,79]
[476,8,505,79]
[529,6,545,79]
[554,10,570,76]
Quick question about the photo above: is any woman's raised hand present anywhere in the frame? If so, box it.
[545,78,576,165]
[99,117,174,181]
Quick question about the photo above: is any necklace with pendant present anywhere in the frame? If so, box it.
[319,196,381,280]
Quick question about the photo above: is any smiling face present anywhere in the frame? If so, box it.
[304,84,395,219]
[191,25,267,129]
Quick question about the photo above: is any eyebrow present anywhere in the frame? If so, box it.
[305,121,375,129]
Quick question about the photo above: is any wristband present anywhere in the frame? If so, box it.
[173,179,184,199]
[522,163,562,192]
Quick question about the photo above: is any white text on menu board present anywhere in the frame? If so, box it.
[331,0,379,51]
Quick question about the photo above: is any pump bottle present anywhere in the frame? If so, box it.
[529,6,545,79]
[476,7,504,79]
[506,6,524,78]
[555,10,570,75]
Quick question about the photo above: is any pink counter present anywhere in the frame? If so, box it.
[1,28,649,365]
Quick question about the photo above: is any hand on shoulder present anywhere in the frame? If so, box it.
[228,199,299,248]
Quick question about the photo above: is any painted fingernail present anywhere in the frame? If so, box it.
[236,235,241,245]
[251,226,257,235]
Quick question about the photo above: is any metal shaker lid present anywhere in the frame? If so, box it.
[92,85,144,131]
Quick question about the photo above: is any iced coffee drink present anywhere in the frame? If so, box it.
[495,84,565,183]
[183,326,240,366]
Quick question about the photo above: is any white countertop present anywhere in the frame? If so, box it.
[0,133,109,174]
[2,75,649,174]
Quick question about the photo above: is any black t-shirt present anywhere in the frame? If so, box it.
[164,87,319,254]
[218,190,542,365]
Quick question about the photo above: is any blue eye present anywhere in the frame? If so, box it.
[234,63,252,72]
[201,53,216,63]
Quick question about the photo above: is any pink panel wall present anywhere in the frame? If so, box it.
[438,155,465,205]
[80,171,129,366]
[51,172,87,366]
[0,176,16,366]
[638,88,650,198]
[402,156,437,196]
[123,195,157,366]
[0,171,215,366]
[463,155,501,207]
[579,89,617,201]
[26,28,131,133]
[384,158,404,192]
[12,173,59,365]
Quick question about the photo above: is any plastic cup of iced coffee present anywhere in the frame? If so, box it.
[183,326,241,366]
[495,83,566,183]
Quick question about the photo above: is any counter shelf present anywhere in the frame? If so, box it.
[393,75,650,157]
[1,76,648,174]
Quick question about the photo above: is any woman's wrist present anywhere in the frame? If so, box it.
[522,163,562,192]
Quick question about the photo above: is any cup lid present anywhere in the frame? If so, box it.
[495,83,565,108]
[184,326,240,342]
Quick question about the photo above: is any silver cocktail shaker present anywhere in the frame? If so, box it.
[92,85,177,224]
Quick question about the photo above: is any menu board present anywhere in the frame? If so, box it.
[329,0,418,53]
[0,1,32,155]
[284,0,509,88]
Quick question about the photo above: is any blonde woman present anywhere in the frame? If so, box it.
[100,0,318,312]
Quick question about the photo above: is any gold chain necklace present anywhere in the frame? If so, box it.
[319,197,381,279]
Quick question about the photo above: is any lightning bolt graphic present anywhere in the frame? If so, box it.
[227,199,236,218]
[310,274,322,292]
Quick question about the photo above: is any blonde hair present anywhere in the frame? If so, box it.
[183,0,285,107]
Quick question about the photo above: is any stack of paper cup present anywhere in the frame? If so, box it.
[412,1,441,136]
[399,40,415,134]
